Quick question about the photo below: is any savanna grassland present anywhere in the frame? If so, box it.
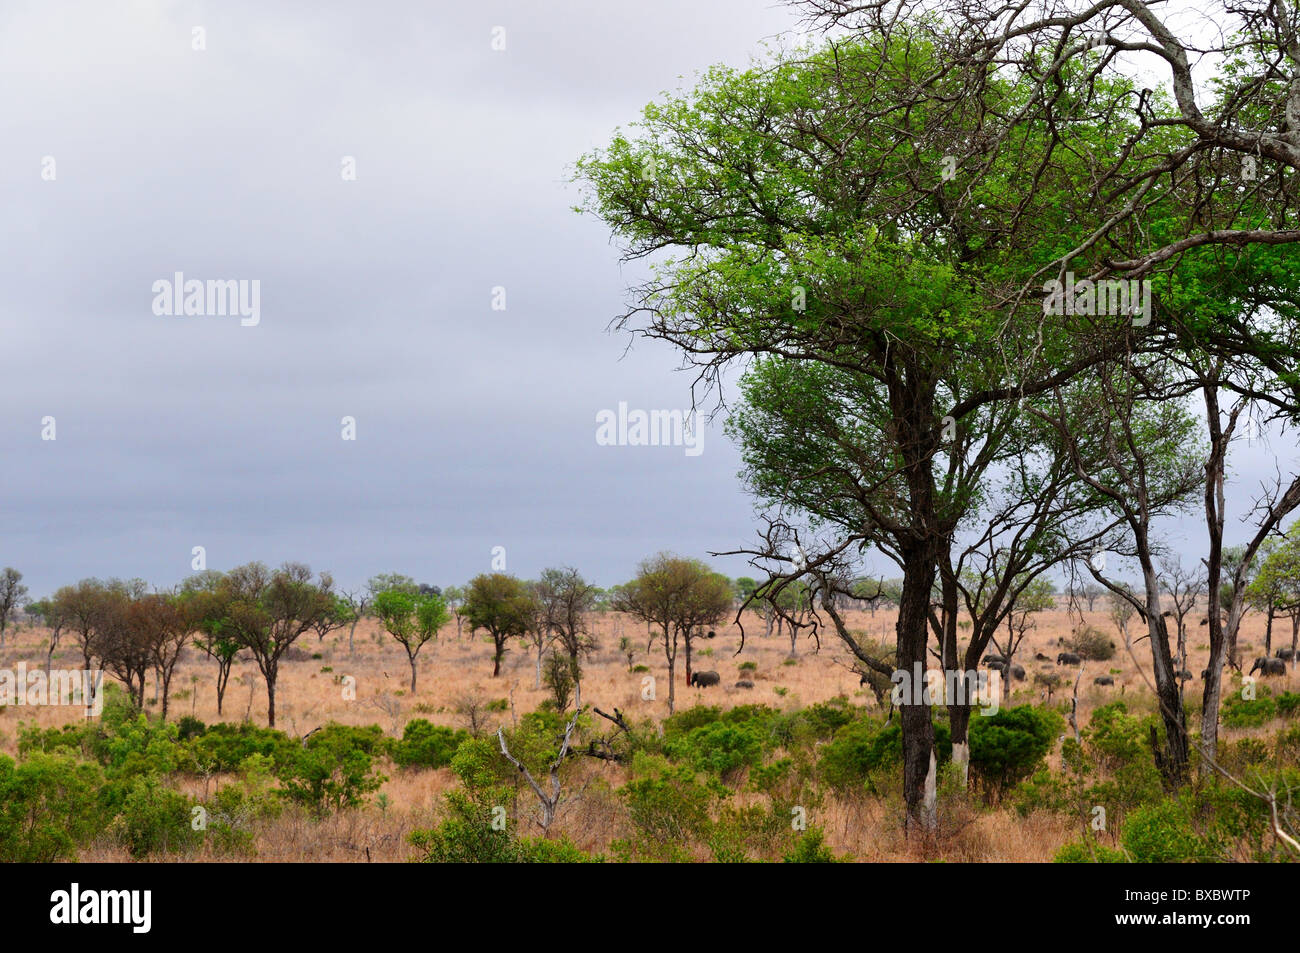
[3,602,1296,863]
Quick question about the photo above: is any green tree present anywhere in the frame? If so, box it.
[372,587,449,692]
[463,574,536,677]
[0,567,28,649]
[614,554,732,714]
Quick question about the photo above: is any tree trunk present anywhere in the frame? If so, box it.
[266,669,277,727]
[1200,382,1228,768]
[897,544,938,832]
[409,654,418,693]
[216,661,230,716]
[348,618,359,657]
[535,640,543,690]
[493,634,505,677]
[1138,547,1188,787]
[1265,607,1275,655]
[160,667,174,720]
[938,561,970,785]
[664,625,677,715]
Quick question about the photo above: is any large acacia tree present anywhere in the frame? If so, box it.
[579,28,1147,828]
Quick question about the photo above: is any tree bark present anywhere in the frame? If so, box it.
[897,543,938,832]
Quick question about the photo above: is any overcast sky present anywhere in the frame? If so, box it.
[1,1,1292,598]
[0,0,815,596]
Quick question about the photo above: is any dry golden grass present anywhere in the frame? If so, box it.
[1,603,1293,862]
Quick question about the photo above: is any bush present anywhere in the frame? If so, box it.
[618,756,718,859]
[176,715,206,741]
[1121,800,1221,863]
[0,752,108,862]
[1067,626,1116,661]
[542,651,578,711]
[818,716,952,794]
[1222,694,1276,729]
[968,706,1062,798]
[409,790,600,863]
[391,719,468,770]
[185,721,297,773]
[111,775,202,858]
[783,827,846,863]
[278,723,387,815]
[663,719,771,778]
[1054,839,1127,863]
[410,790,515,862]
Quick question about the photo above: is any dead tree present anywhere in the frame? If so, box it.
[497,709,581,836]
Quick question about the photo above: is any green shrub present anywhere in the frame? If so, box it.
[1222,695,1276,728]
[409,790,600,863]
[409,790,518,863]
[1275,692,1300,718]
[278,723,387,815]
[0,752,108,861]
[1122,800,1221,863]
[663,705,723,738]
[176,715,206,741]
[618,757,717,859]
[185,721,297,773]
[391,719,469,770]
[111,775,202,858]
[1054,839,1127,863]
[968,706,1062,798]
[783,827,846,863]
[818,717,952,794]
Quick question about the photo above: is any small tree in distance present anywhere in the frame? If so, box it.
[373,588,450,692]
[463,574,535,677]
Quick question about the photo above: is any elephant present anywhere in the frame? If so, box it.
[1057,652,1082,665]
[1249,657,1287,677]
[1276,648,1297,661]
[690,670,721,687]
[734,679,755,689]
[1093,676,1114,686]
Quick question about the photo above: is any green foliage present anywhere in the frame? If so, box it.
[542,650,578,711]
[391,719,469,770]
[277,723,387,815]
[968,706,1062,798]
[1054,839,1127,863]
[817,716,952,794]
[618,754,718,860]
[706,803,789,862]
[1222,693,1277,728]
[0,752,108,862]
[111,775,201,858]
[783,827,846,863]
[1121,799,1222,863]
[185,721,297,773]
[663,716,774,778]
[409,789,518,863]
[1277,692,1300,718]
[409,790,600,863]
